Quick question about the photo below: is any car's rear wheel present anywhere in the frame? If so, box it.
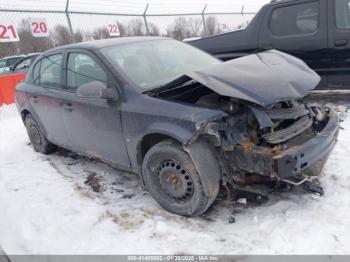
[25,114,57,154]
[142,140,218,216]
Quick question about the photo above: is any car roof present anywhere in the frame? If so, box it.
[47,36,170,54]
[269,0,304,6]
[26,53,41,56]
[0,54,25,60]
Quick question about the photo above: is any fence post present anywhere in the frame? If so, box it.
[143,3,150,36]
[201,4,207,36]
[65,0,75,43]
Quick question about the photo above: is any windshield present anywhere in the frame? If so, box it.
[0,59,6,68]
[101,39,219,92]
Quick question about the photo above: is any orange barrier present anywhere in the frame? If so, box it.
[0,73,26,105]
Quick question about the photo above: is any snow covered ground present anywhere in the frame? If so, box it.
[0,104,350,255]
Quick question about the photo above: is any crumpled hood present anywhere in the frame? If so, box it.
[186,50,320,107]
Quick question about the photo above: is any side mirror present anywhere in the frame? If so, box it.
[76,81,119,101]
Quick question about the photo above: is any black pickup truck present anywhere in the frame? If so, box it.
[190,0,350,91]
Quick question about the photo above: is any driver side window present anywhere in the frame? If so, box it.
[67,53,107,91]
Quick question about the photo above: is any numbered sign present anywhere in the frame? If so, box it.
[30,18,49,37]
[0,23,20,42]
[222,23,229,32]
[108,22,120,37]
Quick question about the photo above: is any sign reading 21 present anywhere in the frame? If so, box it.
[0,23,20,42]
[0,18,50,42]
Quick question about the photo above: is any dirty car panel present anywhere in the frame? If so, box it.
[146,49,339,191]
[16,38,340,216]
[157,50,321,107]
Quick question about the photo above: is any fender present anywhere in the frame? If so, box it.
[16,92,49,139]
[184,139,221,199]
[143,121,196,145]
[134,122,195,169]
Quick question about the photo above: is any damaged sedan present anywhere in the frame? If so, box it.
[15,37,339,216]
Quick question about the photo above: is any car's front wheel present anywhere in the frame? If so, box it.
[25,114,57,154]
[142,140,218,216]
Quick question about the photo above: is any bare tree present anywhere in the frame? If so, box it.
[91,27,110,40]
[16,19,54,53]
[237,20,249,29]
[52,25,71,46]
[205,16,222,36]
[0,43,17,58]
[74,30,84,43]
[166,17,191,40]
[148,22,160,36]
[127,19,146,36]
[117,22,127,36]
[187,17,203,37]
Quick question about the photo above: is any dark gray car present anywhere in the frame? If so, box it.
[16,37,339,216]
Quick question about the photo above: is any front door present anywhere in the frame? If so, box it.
[61,50,130,168]
[258,0,330,89]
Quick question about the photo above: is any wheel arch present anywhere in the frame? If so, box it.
[20,109,31,121]
[137,132,183,168]
[20,109,49,138]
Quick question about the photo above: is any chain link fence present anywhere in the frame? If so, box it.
[0,0,259,57]
[0,0,261,120]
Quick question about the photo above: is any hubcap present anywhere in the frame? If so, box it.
[158,160,194,201]
[28,122,42,146]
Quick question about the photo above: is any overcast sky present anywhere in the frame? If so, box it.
[0,0,270,33]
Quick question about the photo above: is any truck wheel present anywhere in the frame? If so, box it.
[25,114,57,154]
[142,140,218,217]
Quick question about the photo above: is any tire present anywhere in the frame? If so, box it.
[24,114,57,154]
[142,140,218,217]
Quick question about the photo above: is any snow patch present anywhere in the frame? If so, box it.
[0,107,349,254]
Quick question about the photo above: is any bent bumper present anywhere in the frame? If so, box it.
[273,109,339,178]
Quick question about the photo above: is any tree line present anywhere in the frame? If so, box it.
[0,16,226,58]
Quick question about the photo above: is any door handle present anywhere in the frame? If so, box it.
[334,39,347,47]
[29,95,39,103]
[61,102,73,112]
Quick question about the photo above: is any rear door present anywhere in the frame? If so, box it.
[60,49,130,168]
[327,0,350,89]
[25,53,69,146]
[258,0,330,89]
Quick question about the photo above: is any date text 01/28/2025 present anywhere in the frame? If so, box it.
[127,255,219,261]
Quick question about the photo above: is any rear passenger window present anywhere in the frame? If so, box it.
[33,54,62,88]
[67,53,107,91]
[335,0,350,29]
[270,1,319,36]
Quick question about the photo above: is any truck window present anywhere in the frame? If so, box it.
[269,1,319,36]
[335,0,350,29]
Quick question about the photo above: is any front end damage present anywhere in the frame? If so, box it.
[192,100,339,195]
[145,50,339,196]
